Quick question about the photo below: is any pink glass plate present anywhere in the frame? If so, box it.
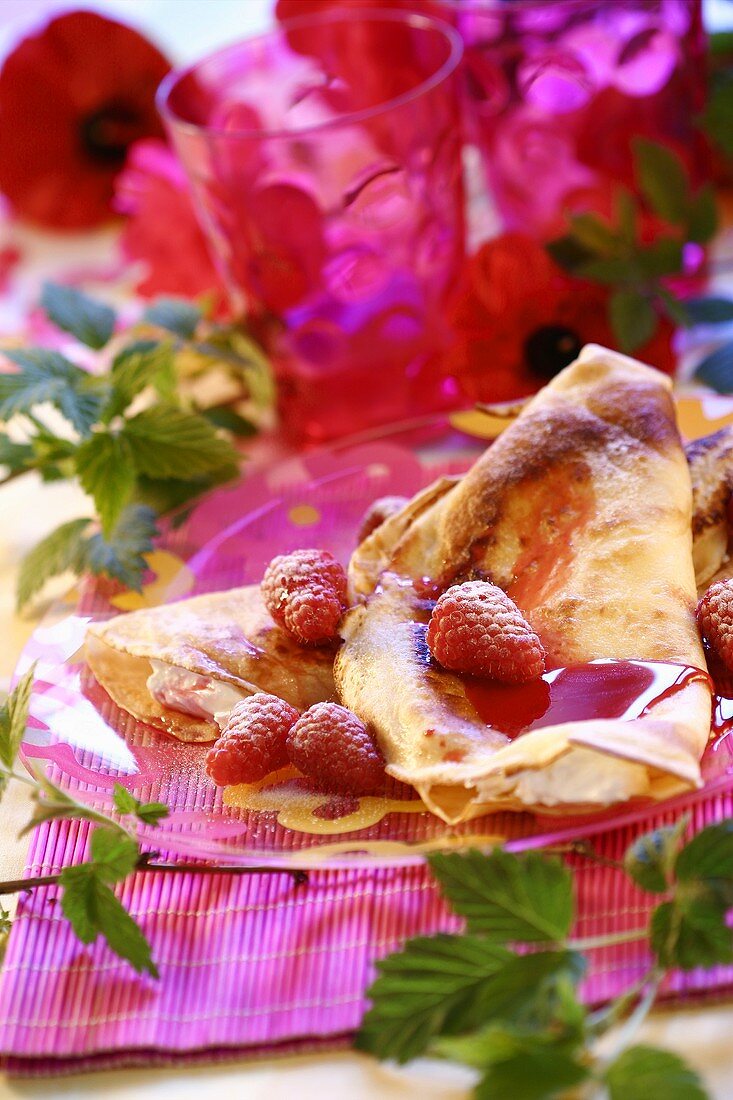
[17,409,733,868]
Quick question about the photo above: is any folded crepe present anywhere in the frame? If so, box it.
[335,345,713,823]
[687,426,733,590]
[86,585,336,742]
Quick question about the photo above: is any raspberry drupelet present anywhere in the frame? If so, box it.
[697,579,733,674]
[426,580,545,683]
[206,692,299,786]
[261,548,347,646]
[287,701,385,795]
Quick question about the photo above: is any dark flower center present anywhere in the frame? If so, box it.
[80,102,144,166]
[524,325,583,380]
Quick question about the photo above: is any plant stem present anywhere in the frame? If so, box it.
[568,927,649,952]
[600,971,663,1066]
[0,856,308,896]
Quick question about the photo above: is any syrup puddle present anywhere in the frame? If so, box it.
[462,659,712,738]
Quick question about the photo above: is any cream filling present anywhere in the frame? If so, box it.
[474,746,650,807]
[146,660,247,729]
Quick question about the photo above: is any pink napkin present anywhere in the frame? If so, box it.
[3,792,733,1076]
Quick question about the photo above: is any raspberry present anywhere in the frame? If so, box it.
[356,495,408,543]
[286,702,385,794]
[426,580,545,683]
[698,579,733,675]
[205,692,299,786]
[261,548,347,645]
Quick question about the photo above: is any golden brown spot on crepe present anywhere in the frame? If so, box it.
[586,381,679,452]
[439,405,629,584]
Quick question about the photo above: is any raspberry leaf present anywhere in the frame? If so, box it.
[112,783,169,826]
[356,935,580,1064]
[16,518,91,611]
[428,849,574,944]
[474,1037,589,1100]
[89,828,140,883]
[142,297,202,339]
[40,282,116,349]
[0,349,103,435]
[60,862,157,977]
[651,895,733,970]
[604,1045,707,1100]
[675,821,733,888]
[0,664,36,788]
[122,405,239,481]
[105,340,176,420]
[75,431,136,536]
[624,817,688,894]
[201,405,257,437]
[84,504,158,591]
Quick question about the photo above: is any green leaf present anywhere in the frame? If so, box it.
[693,343,733,394]
[356,935,512,1063]
[201,405,257,437]
[75,432,135,536]
[143,297,201,339]
[651,895,733,970]
[605,1044,707,1100]
[40,283,116,350]
[687,184,718,244]
[568,212,618,254]
[356,940,580,1065]
[16,517,90,611]
[615,187,638,248]
[624,818,688,894]
[133,474,225,515]
[428,849,573,944]
[0,664,36,772]
[0,903,12,938]
[106,341,176,420]
[609,289,657,353]
[675,820,733,909]
[656,286,691,327]
[0,349,103,434]
[577,256,640,284]
[633,138,689,225]
[545,235,593,273]
[683,297,733,326]
[123,405,239,481]
[0,437,35,471]
[89,827,140,883]
[476,1038,589,1100]
[59,865,98,942]
[60,865,158,976]
[702,72,733,158]
[113,783,169,826]
[84,504,158,591]
[637,237,684,279]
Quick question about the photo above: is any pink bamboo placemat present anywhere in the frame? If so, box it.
[3,791,733,1077]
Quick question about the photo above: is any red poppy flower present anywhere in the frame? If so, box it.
[0,10,171,229]
[115,139,227,308]
[448,233,674,403]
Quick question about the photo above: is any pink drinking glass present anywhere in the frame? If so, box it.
[157,9,465,443]
[454,0,708,240]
